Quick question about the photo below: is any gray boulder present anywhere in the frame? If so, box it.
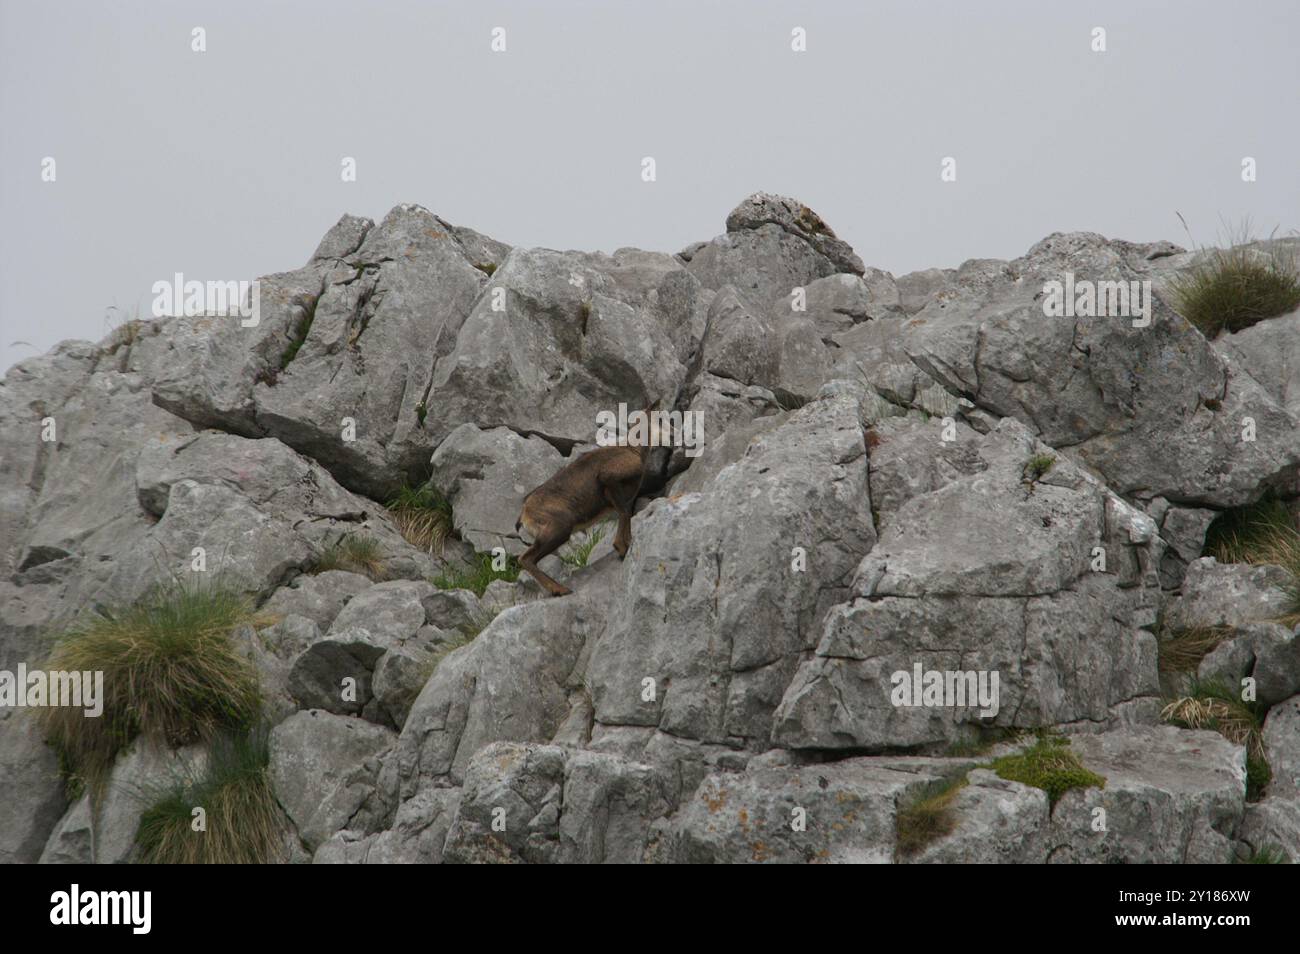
[0,714,67,863]
[313,787,462,864]
[1213,305,1300,419]
[722,192,865,277]
[287,580,438,722]
[861,233,1300,508]
[1262,695,1300,799]
[1165,558,1295,630]
[269,710,396,852]
[671,757,924,863]
[1238,797,1300,862]
[1028,727,1245,864]
[393,574,609,792]
[38,795,94,864]
[261,570,373,631]
[774,418,1162,750]
[441,742,675,864]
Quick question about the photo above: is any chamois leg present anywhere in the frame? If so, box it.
[519,526,572,597]
[613,512,632,559]
[603,485,637,559]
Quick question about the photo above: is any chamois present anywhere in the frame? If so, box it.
[515,404,662,597]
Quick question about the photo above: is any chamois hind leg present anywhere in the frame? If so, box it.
[603,483,638,560]
[519,524,573,597]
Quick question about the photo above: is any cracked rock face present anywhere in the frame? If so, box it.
[4,193,1299,864]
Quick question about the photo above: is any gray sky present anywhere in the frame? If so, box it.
[3,0,1298,373]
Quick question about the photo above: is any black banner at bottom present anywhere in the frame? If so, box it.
[1,863,1283,939]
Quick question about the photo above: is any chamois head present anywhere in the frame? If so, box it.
[630,399,663,459]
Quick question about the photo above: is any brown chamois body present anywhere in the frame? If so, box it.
[515,412,659,597]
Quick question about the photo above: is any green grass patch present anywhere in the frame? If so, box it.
[279,299,317,370]
[473,262,497,276]
[135,727,284,864]
[1239,844,1288,864]
[1246,753,1272,801]
[895,776,968,859]
[990,734,1105,808]
[431,550,520,597]
[1170,241,1300,339]
[386,482,454,554]
[1023,453,1056,482]
[36,580,262,794]
[560,522,609,569]
[310,534,387,581]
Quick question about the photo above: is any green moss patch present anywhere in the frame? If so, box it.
[990,735,1105,808]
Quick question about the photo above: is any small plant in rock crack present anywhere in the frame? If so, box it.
[1238,844,1289,864]
[102,304,146,354]
[135,726,285,864]
[990,734,1105,808]
[1203,496,1300,627]
[1169,220,1300,338]
[431,551,520,597]
[279,299,317,370]
[37,578,263,796]
[310,533,387,580]
[421,607,501,677]
[895,775,968,859]
[386,482,453,553]
[560,522,609,568]
[1161,679,1270,800]
[1023,453,1056,483]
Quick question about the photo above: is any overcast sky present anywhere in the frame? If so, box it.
[2,0,1298,373]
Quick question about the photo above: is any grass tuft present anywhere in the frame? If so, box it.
[310,534,387,581]
[895,776,968,858]
[135,727,284,864]
[1158,625,1234,675]
[431,551,520,597]
[1203,497,1300,627]
[36,580,262,794]
[1170,240,1300,339]
[386,483,454,554]
[560,522,608,568]
[990,734,1105,808]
